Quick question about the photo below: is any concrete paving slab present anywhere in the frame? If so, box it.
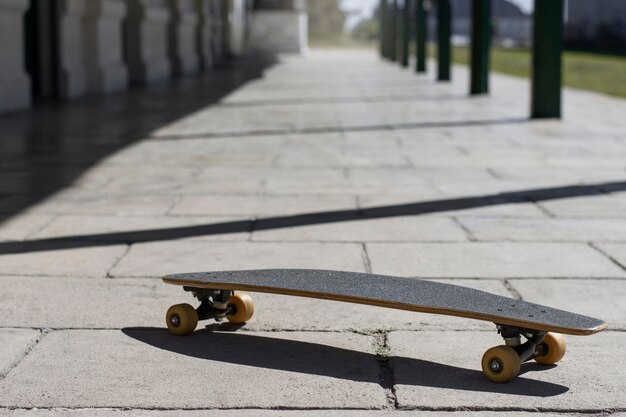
[170,195,357,217]
[0,329,41,378]
[30,215,250,242]
[26,195,179,217]
[0,277,511,331]
[273,148,411,169]
[0,410,584,416]
[594,243,626,272]
[109,241,367,278]
[2,48,626,415]
[357,194,547,218]
[491,167,626,184]
[389,330,626,411]
[367,242,626,278]
[539,195,626,218]
[0,245,128,277]
[102,139,279,167]
[0,277,175,329]
[0,215,54,242]
[458,217,626,242]
[174,179,263,195]
[264,176,430,196]
[509,279,626,330]
[0,330,387,409]
[252,216,468,243]
[99,177,253,196]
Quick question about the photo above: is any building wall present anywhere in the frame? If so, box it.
[427,1,531,47]
[249,9,307,54]
[249,0,307,54]
[566,0,626,46]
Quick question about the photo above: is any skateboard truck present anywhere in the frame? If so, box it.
[187,287,233,322]
[165,286,255,336]
[481,324,566,383]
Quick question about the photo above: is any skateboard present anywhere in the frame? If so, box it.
[162,269,607,383]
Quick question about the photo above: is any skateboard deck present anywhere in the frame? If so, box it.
[162,269,607,383]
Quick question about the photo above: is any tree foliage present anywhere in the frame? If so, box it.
[308,0,346,39]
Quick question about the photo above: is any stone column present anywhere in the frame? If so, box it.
[196,0,214,70]
[57,0,88,98]
[249,0,308,54]
[223,0,247,57]
[126,0,172,85]
[208,0,224,62]
[169,0,200,76]
[0,0,31,114]
[83,0,129,94]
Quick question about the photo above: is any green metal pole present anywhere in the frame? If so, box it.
[470,0,491,95]
[380,0,387,58]
[390,0,398,62]
[437,0,451,81]
[401,0,410,67]
[415,0,427,73]
[531,0,563,119]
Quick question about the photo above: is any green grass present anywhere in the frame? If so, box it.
[447,47,626,98]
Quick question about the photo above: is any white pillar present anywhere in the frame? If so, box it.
[57,0,88,99]
[0,0,31,114]
[83,0,129,94]
[224,0,247,56]
[126,0,172,85]
[196,0,214,70]
[169,0,200,76]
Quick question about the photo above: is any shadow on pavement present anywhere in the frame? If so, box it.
[1,180,625,255]
[122,327,569,397]
[150,117,530,141]
[217,93,470,108]
[0,53,277,225]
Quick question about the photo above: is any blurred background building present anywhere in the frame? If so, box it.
[565,0,626,50]
[446,0,531,47]
[0,0,309,115]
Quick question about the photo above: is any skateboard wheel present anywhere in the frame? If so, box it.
[226,293,254,324]
[534,332,566,365]
[481,346,521,383]
[166,303,198,336]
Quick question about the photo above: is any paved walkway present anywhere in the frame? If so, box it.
[1,49,626,415]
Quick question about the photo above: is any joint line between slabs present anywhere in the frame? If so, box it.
[1,406,624,413]
[105,244,132,278]
[362,243,373,274]
[451,216,477,241]
[588,242,626,274]
[503,279,523,301]
[374,331,398,409]
[0,329,48,381]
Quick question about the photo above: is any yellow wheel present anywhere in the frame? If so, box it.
[226,293,254,324]
[481,345,521,383]
[535,332,566,365]
[166,303,198,336]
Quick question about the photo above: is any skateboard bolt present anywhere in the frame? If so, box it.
[170,314,181,327]
[490,360,502,373]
